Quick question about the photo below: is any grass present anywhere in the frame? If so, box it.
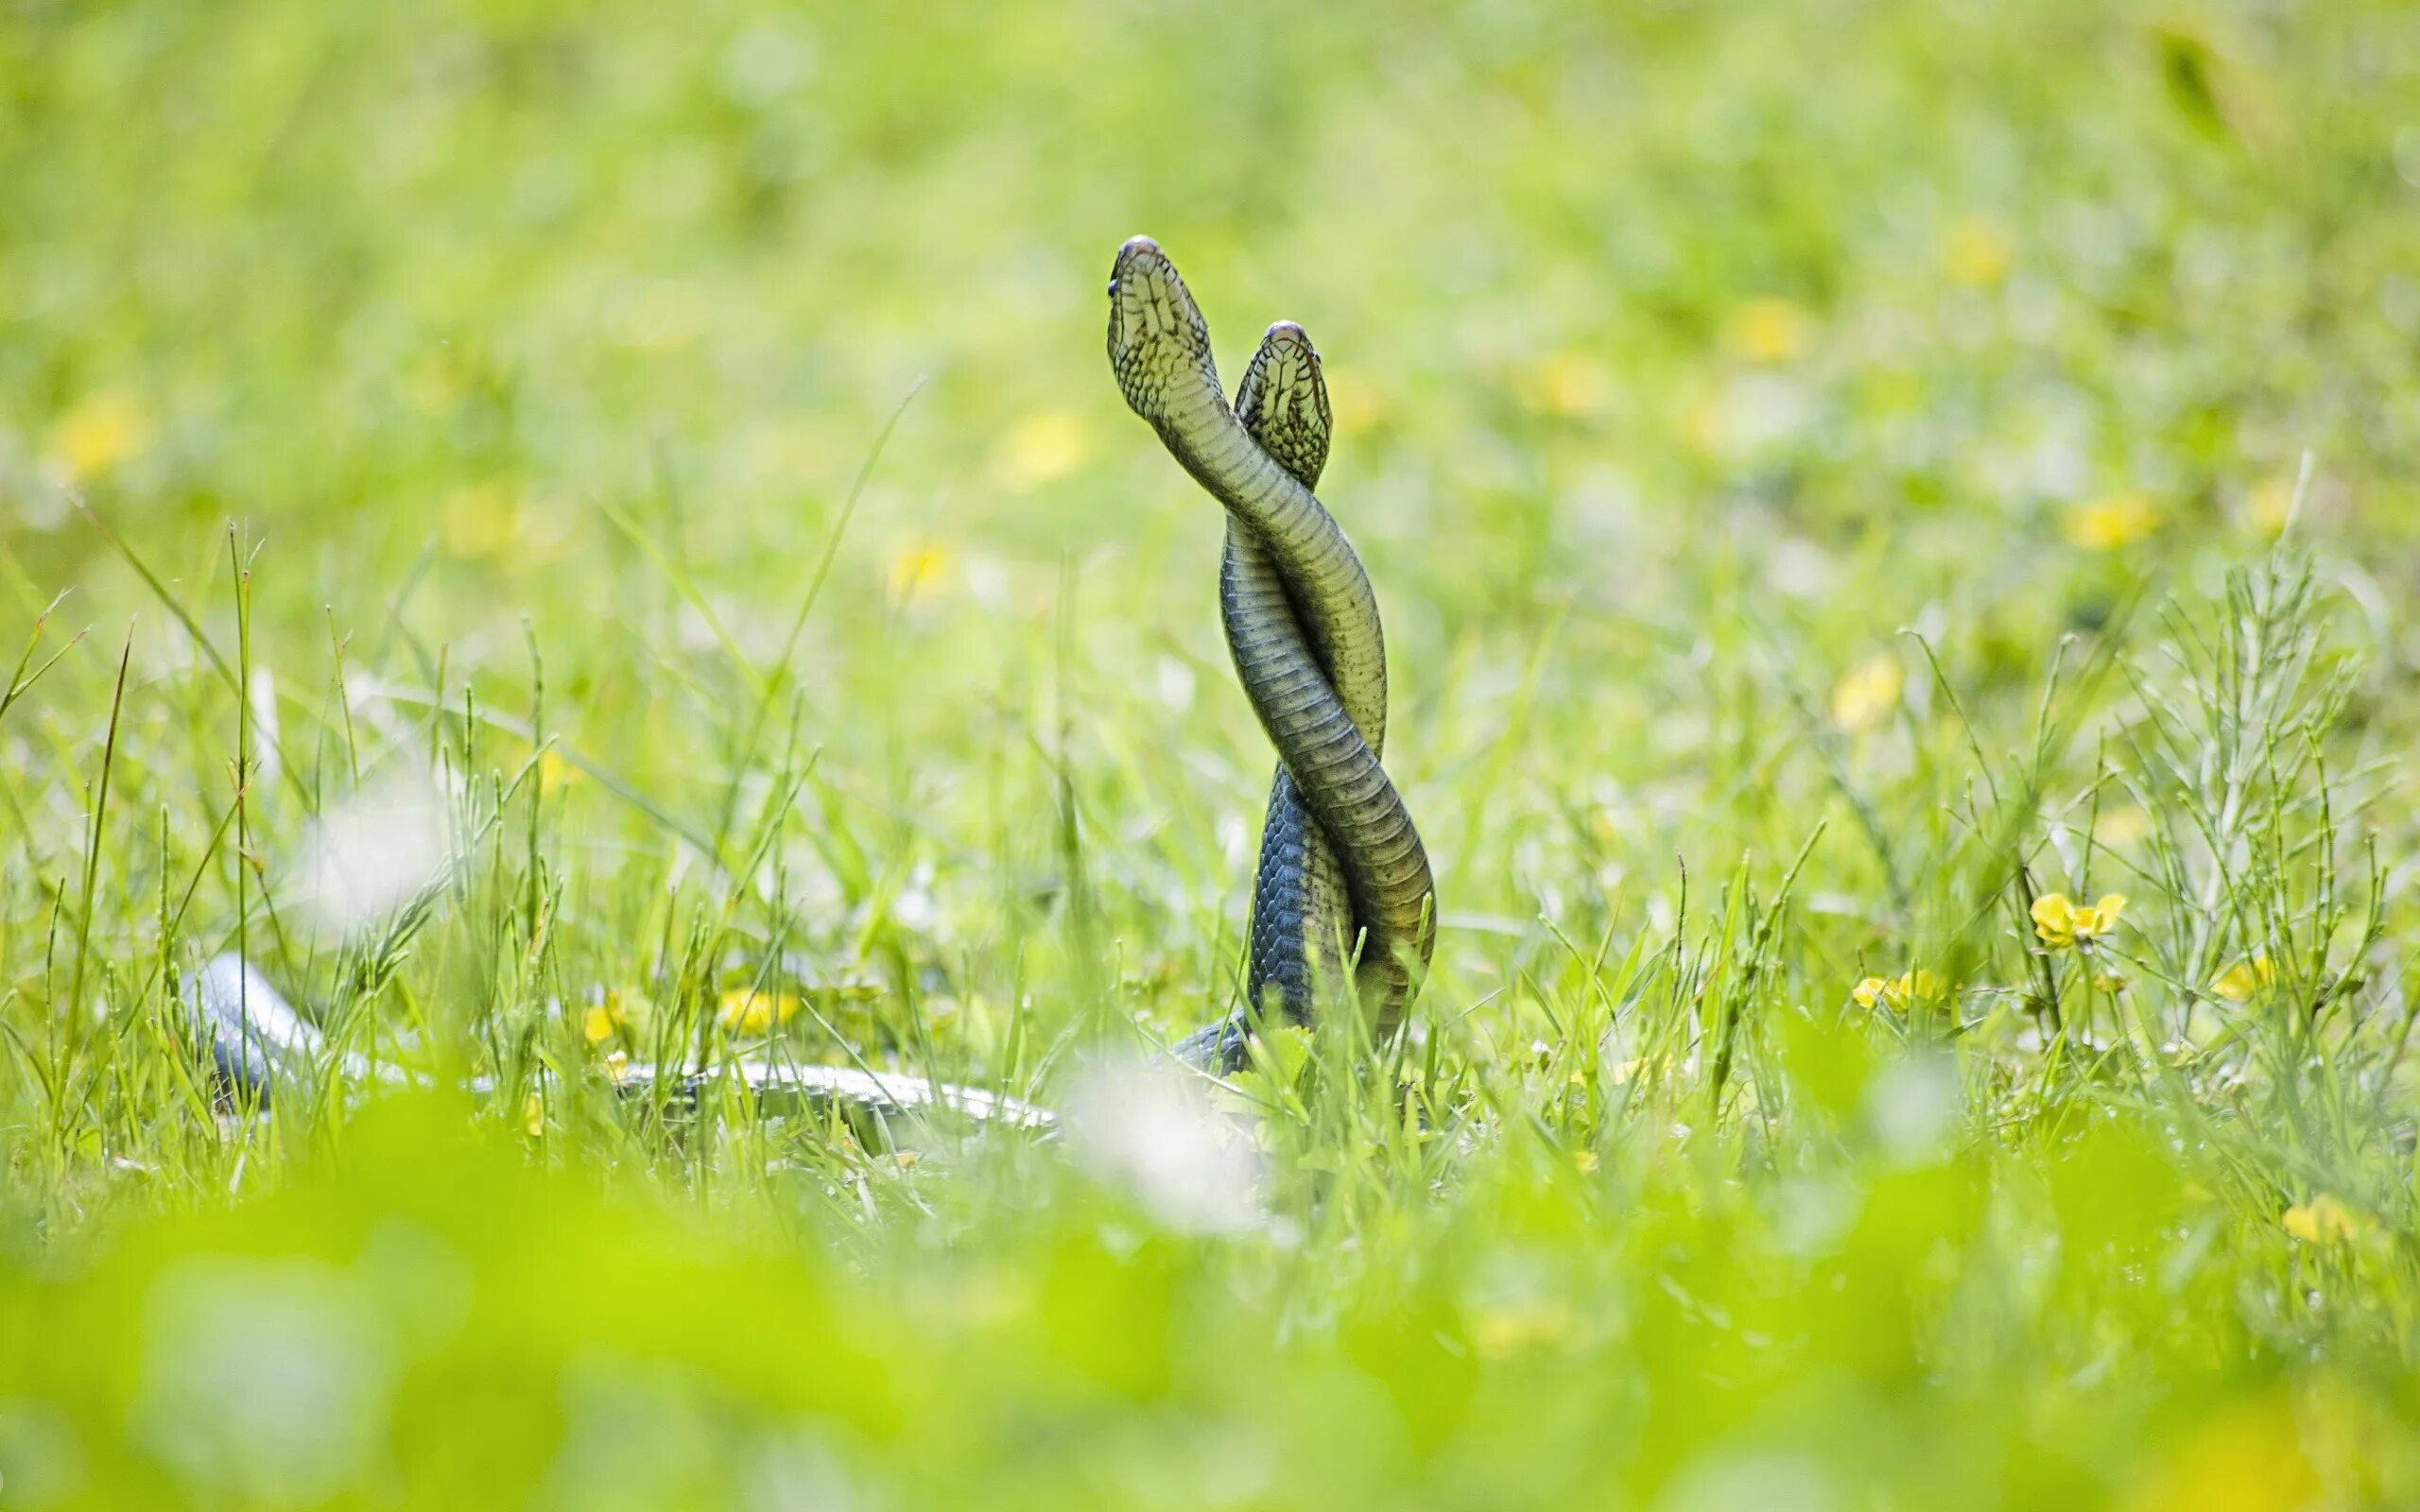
[5,0,2420,1504]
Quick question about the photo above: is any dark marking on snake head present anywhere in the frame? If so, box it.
[1238,321,1333,486]
[1107,234,1219,421]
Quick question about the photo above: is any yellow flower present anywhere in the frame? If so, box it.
[440,480,518,558]
[1572,1148,1599,1174]
[1527,351,1612,418]
[44,391,152,483]
[580,1001,624,1044]
[1677,385,1727,456]
[886,541,949,606]
[2094,806,2152,845]
[2246,475,2297,537]
[2031,892,2127,949]
[992,409,1095,490]
[539,749,581,796]
[1466,1299,1579,1358]
[1853,970,1945,1012]
[522,1091,544,1138]
[2212,955,2275,1003]
[1721,298,1808,364]
[589,988,652,1041]
[717,988,803,1035]
[1830,654,1905,730]
[603,1051,633,1083]
[2282,1194,2358,1245]
[2121,1389,2319,1512]
[2062,492,2163,551]
[1940,216,2013,287]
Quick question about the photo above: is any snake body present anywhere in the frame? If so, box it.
[195,954,1049,1131]
[199,238,1428,1124]
[1231,326,1354,1021]
[1107,236,1434,1063]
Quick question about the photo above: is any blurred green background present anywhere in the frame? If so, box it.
[6,0,2420,1505]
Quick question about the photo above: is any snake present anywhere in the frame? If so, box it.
[1106,235,1436,1067]
[194,954,1049,1131]
[199,236,1429,1125]
[1226,325,1356,1034]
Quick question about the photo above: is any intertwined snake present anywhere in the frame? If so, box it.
[201,237,1432,1128]
[1106,236,1436,1068]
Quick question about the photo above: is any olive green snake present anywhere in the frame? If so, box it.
[197,237,1429,1127]
[1107,236,1436,1068]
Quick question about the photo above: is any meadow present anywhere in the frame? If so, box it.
[5,0,2420,1504]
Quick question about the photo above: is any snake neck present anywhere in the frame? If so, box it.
[1160,398,1390,753]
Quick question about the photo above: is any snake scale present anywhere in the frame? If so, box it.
[1107,236,1436,1068]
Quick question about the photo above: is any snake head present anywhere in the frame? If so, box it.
[1106,235,1219,423]
[1235,321,1332,488]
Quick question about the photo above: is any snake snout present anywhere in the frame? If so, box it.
[1257,322,1320,381]
[1108,236,1172,307]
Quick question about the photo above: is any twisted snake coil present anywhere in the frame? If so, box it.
[1106,236,1436,1066]
[201,237,1430,1124]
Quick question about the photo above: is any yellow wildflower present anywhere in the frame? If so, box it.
[2212,954,2275,1003]
[1830,654,1905,730]
[2031,893,2127,949]
[717,988,803,1035]
[522,1091,544,1138]
[439,481,517,558]
[539,749,581,796]
[2062,493,2162,551]
[591,988,651,1040]
[1573,1148,1599,1174]
[1677,385,1727,456]
[1721,298,1808,364]
[2094,806,2152,845]
[2282,1194,2358,1246]
[1527,351,1612,418]
[44,391,152,483]
[992,409,1095,490]
[886,540,949,605]
[1940,216,2013,287]
[2246,475,2297,537]
[603,1051,633,1083]
[1853,970,1945,1012]
[1467,1299,1579,1358]
[2122,1389,2319,1512]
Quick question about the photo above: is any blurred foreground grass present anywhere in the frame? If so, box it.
[6,0,2420,1505]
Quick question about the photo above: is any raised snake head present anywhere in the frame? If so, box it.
[1235,321,1332,489]
[1106,235,1220,426]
